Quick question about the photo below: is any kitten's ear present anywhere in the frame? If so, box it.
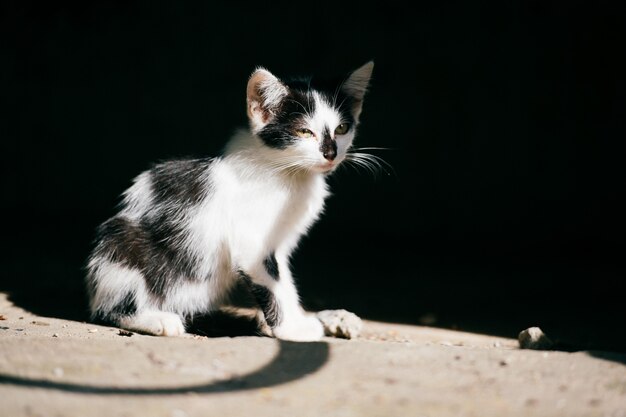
[342,61,374,118]
[246,68,288,132]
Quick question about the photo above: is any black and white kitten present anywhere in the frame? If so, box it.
[86,62,374,341]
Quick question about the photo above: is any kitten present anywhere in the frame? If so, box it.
[86,62,374,341]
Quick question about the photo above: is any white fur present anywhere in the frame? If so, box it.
[120,172,153,220]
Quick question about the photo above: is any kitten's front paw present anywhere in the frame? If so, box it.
[273,315,324,342]
[119,311,185,337]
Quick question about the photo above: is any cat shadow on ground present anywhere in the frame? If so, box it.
[0,339,330,395]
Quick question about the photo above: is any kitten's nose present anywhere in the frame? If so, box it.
[323,148,337,161]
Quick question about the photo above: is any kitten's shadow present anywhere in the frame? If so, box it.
[1,279,331,395]
[0,339,330,395]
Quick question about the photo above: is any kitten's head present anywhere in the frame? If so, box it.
[246,62,373,174]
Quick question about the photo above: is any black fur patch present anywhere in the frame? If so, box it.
[94,215,201,300]
[150,159,211,205]
[240,272,282,328]
[138,213,200,296]
[263,252,279,281]
[93,292,137,324]
[111,292,138,317]
[94,217,149,269]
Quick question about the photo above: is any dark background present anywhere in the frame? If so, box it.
[2,2,625,350]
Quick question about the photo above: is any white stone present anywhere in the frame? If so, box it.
[518,327,553,350]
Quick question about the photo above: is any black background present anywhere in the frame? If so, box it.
[2,2,625,350]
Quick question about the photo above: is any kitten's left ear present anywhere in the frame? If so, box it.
[247,67,289,132]
[342,61,374,118]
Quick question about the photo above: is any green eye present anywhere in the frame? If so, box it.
[296,128,315,138]
[335,123,350,135]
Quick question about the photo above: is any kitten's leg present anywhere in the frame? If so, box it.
[93,297,186,336]
[241,254,324,342]
[88,260,186,337]
[93,298,186,337]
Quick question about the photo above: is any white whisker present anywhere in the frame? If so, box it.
[344,151,395,178]
[350,146,394,151]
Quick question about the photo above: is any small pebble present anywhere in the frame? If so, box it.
[518,327,553,350]
[88,328,98,333]
[52,333,59,338]
[588,398,601,407]
[52,367,64,377]
[525,398,539,407]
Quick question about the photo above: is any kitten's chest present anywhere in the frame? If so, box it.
[191,161,328,260]
[237,175,325,229]
[221,171,327,247]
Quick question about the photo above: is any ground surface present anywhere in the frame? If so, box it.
[1,293,625,417]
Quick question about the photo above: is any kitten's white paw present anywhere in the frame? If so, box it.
[119,311,185,336]
[273,315,324,342]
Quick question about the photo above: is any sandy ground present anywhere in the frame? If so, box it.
[1,293,625,417]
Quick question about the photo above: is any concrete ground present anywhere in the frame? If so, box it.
[1,293,625,417]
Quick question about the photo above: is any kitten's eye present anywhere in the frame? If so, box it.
[296,128,315,138]
[335,123,351,135]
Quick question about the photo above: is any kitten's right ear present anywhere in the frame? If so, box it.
[246,68,288,132]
